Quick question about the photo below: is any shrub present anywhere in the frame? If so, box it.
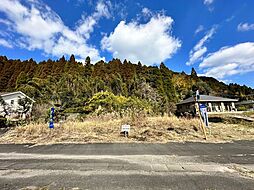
[0,116,7,128]
[237,106,247,111]
[84,91,151,116]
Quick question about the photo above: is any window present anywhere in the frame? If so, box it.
[11,100,14,105]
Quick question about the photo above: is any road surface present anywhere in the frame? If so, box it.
[0,141,253,190]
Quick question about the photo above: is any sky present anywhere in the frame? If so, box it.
[0,0,254,88]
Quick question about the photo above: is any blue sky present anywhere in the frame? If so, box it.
[0,0,254,88]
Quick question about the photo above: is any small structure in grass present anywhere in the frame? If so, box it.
[120,124,130,137]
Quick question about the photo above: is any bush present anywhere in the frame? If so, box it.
[31,103,51,123]
[84,91,151,116]
[0,116,7,128]
[237,106,248,111]
[64,107,85,113]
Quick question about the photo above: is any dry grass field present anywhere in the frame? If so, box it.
[0,114,253,144]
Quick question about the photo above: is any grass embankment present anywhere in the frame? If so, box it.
[243,111,254,118]
[0,115,253,144]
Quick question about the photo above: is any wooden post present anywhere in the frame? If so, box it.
[194,96,207,140]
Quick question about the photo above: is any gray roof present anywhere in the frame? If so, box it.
[0,91,22,96]
[177,95,238,105]
[235,100,254,105]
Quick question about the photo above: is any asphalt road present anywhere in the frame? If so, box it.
[0,141,253,190]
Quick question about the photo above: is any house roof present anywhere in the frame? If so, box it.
[177,95,238,105]
[0,91,35,102]
[235,100,254,105]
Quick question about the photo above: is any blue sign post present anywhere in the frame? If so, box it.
[199,104,209,128]
[49,107,55,129]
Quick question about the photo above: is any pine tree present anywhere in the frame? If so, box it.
[70,54,75,64]
[191,67,197,78]
[85,56,91,65]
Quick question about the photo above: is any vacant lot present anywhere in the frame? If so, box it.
[0,115,253,144]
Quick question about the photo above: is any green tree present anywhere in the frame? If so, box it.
[85,56,91,65]
[69,54,76,64]
[191,67,197,78]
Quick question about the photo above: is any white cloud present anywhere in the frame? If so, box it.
[76,0,112,38]
[141,7,153,18]
[194,27,216,50]
[95,0,112,19]
[237,23,254,32]
[101,14,181,65]
[0,18,12,26]
[187,47,207,66]
[76,1,111,38]
[199,42,254,79]
[226,15,234,22]
[0,38,13,48]
[0,0,111,63]
[195,25,204,35]
[203,0,214,11]
[204,0,214,6]
[186,27,216,65]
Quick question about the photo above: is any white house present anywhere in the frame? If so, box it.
[0,91,35,119]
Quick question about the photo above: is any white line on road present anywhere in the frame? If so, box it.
[0,153,253,160]
[0,169,236,179]
[0,152,244,175]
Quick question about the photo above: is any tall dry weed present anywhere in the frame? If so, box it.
[0,115,253,144]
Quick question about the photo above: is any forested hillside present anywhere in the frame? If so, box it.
[0,55,253,115]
